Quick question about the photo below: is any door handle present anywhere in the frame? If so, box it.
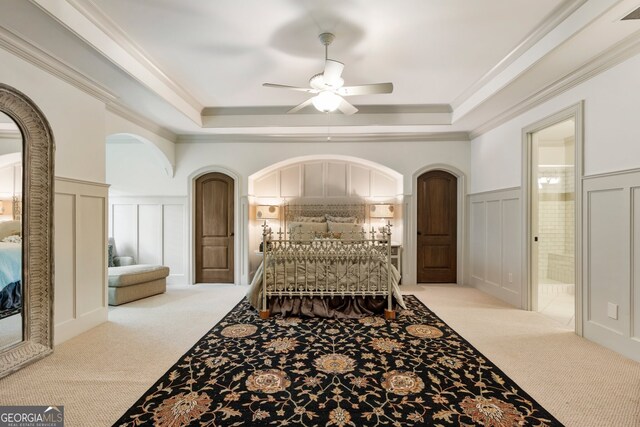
[230,232,234,237]
[417,231,422,236]
[534,236,538,242]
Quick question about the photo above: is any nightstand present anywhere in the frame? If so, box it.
[390,243,402,281]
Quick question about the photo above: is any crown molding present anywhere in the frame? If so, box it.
[469,30,640,140]
[451,0,587,110]
[452,0,620,123]
[202,104,452,116]
[201,105,452,128]
[0,26,117,103]
[177,131,470,144]
[29,0,203,126]
[65,0,202,112]
[106,101,177,142]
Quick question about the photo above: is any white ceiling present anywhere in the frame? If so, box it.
[2,0,640,138]
[87,0,562,107]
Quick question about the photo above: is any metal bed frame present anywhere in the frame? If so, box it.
[259,203,396,319]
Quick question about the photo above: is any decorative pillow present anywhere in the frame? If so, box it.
[108,243,115,267]
[313,231,343,240]
[325,215,356,223]
[1,234,21,244]
[293,216,326,223]
[327,221,364,240]
[288,221,328,239]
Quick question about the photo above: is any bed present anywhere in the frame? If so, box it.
[0,240,22,319]
[248,203,405,319]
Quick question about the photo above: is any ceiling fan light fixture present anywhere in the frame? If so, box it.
[312,91,341,112]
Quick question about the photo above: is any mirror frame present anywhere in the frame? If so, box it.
[0,83,54,379]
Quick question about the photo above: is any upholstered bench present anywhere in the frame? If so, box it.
[107,264,170,306]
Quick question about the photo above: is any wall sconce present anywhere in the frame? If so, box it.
[370,204,395,233]
[256,205,280,252]
[256,205,280,225]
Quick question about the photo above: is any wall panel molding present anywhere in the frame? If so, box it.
[582,171,640,361]
[468,188,522,307]
[110,196,187,285]
[250,158,403,200]
[54,177,108,344]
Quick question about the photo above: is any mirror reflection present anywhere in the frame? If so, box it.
[0,111,22,350]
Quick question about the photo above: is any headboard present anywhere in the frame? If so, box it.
[284,203,367,224]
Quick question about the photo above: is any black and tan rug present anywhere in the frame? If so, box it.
[114,295,563,426]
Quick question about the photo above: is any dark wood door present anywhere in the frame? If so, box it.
[417,170,457,283]
[195,173,234,283]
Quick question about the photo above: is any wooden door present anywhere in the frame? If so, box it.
[417,170,457,283]
[195,173,234,283]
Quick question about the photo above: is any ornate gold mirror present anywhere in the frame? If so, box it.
[0,83,54,378]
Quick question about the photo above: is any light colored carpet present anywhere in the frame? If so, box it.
[0,283,638,427]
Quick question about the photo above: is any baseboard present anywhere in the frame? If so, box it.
[54,307,108,346]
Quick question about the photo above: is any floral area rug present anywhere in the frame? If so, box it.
[113,295,562,426]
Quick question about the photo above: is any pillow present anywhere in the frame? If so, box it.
[288,221,327,239]
[293,216,326,223]
[1,234,21,244]
[108,243,115,267]
[0,220,21,240]
[327,221,364,240]
[325,215,356,223]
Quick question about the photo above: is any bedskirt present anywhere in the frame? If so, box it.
[268,295,402,319]
[248,259,405,318]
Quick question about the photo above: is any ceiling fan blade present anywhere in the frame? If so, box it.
[323,59,344,86]
[338,82,394,96]
[287,98,314,114]
[337,97,358,115]
[263,83,318,93]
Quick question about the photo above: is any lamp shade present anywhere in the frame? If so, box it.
[369,204,394,218]
[256,205,280,220]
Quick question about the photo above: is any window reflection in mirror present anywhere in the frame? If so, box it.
[0,111,23,350]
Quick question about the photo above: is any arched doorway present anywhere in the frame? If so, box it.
[195,172,235,283]
[416,170,457,283]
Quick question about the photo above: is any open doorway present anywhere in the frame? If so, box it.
[528,118,576,329]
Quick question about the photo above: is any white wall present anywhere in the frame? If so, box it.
[107,139,471,285]
[469,52,640,361]
[109,196,187,285]
[1,47,108,344]
[471,53,640,193]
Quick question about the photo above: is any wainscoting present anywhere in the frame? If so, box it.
[583,169,640,361]
[109,197,187,285]
[250,158,402,200]
[54,177,108,344]
[468,188,523,308]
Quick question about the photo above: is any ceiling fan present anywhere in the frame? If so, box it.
[263,32,393,115]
